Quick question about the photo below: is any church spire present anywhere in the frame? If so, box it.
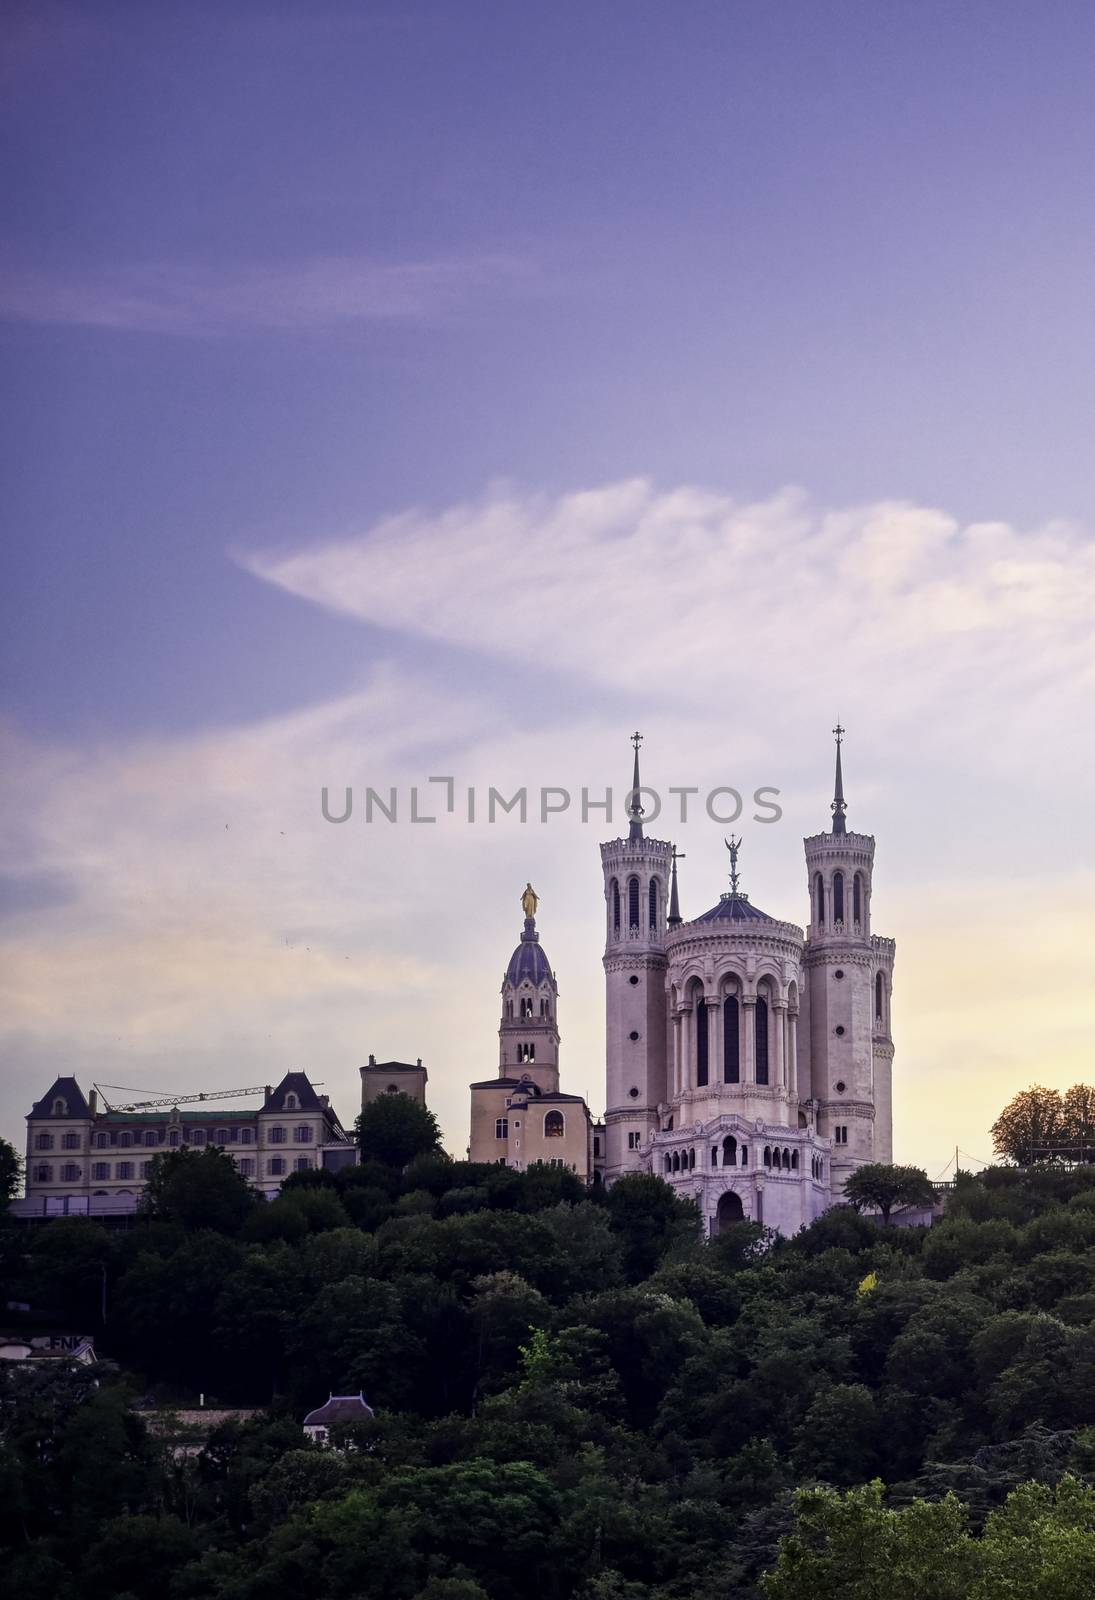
[831,723,847,835]
[627,730,644,841]
[668,844,684,926]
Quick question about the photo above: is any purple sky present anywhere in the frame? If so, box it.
[2,3,1094,1170]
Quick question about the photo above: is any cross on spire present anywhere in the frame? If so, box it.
[831,721,847,835]
[628,730,644,840]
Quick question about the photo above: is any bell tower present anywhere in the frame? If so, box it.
[498,886,560,1095]
[803,726,895,1189]
[600,733,672,1181]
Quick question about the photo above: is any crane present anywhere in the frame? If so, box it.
[93,1083,284,1113]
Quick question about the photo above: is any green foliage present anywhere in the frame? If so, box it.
[356,1094,442,1168]
[843,1163,937,1223]
[9,1161,1095,1599]
[0,1135,23,1205]
[138,1145,258,1232]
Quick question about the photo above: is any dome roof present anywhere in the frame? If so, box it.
[692,892,776,925]
[505,917,554,987]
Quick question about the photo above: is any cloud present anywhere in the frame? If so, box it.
[0,252,533,335]
[241,480,1095,767]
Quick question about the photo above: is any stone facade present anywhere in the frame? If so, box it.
[468,907,593,1177]
[606,732,896,1234]
[22,1071,351,1209]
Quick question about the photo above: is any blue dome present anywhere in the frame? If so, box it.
[692,893,776,925]
[505,917,553,986]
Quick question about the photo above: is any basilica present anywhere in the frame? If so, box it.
[469,732,896,1236]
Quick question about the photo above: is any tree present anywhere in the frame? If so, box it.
[761,1480,977,1600]
[991,1085,1065,1165]
[1063,1084,1095,1163]
[138,1146,258,1232]
[0,1136,22,1207]
[842,1163,936,1224]
[356,1094,442,1169]
[601,1172,701,1280]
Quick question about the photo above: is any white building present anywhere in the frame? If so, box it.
[601,730,895,1235]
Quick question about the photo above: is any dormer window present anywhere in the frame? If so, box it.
[284,1092,299,1111]
[52,1097,68,1117]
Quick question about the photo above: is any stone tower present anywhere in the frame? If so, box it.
[497,905,560,1094]
[802,727,895,1190]
[600,733,672,1181]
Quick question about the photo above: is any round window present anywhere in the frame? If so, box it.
[834,1025,845,1036]
[628,1087,640,1099]
[835,1079,846,1093]
[629,975,640,986]
[834,969,845,980]
[629,1030,640,1041]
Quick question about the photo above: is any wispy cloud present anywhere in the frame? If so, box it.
[0,252,533,335]
[240,479,1095,766]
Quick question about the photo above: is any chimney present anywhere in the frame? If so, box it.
[416,1058,422,1068]
[368,1054,376,1066]
[88,1089,98,1116]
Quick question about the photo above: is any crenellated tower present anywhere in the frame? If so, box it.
[802,726,895,1188]
[600,732,672,1180]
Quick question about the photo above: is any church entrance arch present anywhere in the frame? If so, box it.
[715,1190,745,1233]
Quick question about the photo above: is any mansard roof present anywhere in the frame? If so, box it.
[262,1073,326,1113]
[28,1077,90,1120]
[692,892,777,925]
[303,1392,375,1428]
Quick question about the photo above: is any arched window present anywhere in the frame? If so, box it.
[52,1097,68,1116]
[215,1128,230,1145]
[518,1043,536,1062]
[95,1132,109,1149]
[118,1131,132,1148]
[755,995,769,1085]
[284,1092,299,1111]
[238,1127,252,1145]
[853,872,863,924]
[723,997,740,1083]
[722,1134,737,1167]
[833,871,844,924]
[815,872,825,925]
[544,1110,565,1138]
[611,878,620,931]
[782,1148,791,1170]
[145,1130,158,1146]
[763,1146,772,1167]
[665,1155,672,1173]
[696,999,709,1086]
[168,1129,180,1147]
[520,997,534,1018]
[628,876,640,929]
[875,971,884,1021]
[495,1117,508,1139]
[741,1145,749,1165]
[711,1145,718,1166]
[688,1147,696,1169]
[672,1151,680,1172]
[648,878,658,930]
[791,1149,799,1170]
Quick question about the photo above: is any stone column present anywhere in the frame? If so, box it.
[681,1007,692,1094]
[773,1001,787,1088]
[707,997,722,1089]
[787,1011,799,1097]
[742,997,757,1083]
[672,1013,682,1099]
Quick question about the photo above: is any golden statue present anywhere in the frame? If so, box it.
[521,882,539,919]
